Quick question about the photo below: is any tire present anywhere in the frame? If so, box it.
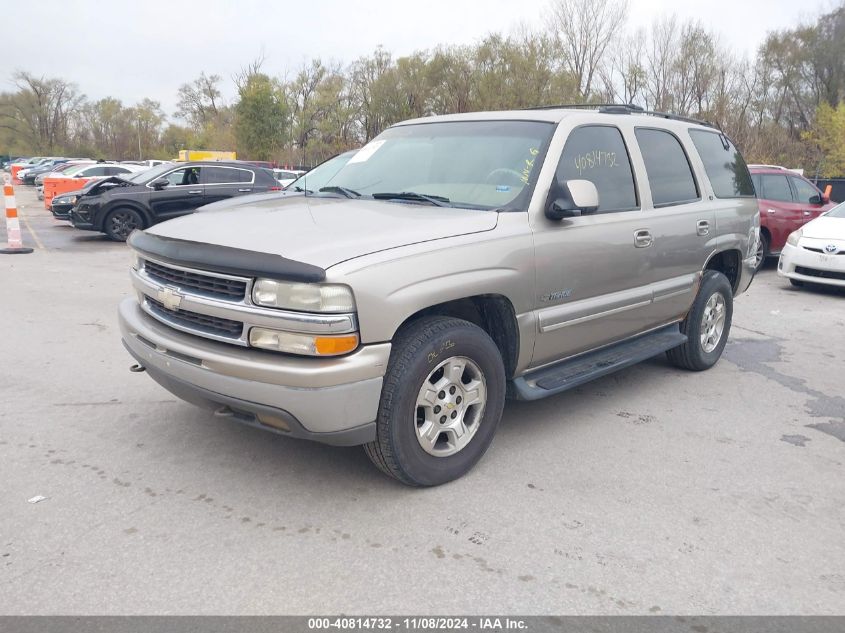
[103,207,144,241]
[364,316,506,486]
[789,279,804,288]
[667,270,733,371]
[754,232,769,271]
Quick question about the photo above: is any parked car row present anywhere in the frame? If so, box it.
[43,152,354,240]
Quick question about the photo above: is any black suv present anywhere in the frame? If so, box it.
[70,161,280,241]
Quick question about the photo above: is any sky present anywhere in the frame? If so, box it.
[4,0,835,120]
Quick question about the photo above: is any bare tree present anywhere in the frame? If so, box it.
[175,72,222,129]
[548,0,629,100]
[0,71,84,152]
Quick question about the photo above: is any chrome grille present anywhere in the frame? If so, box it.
[144,260,247,300]
[146,296,244,338]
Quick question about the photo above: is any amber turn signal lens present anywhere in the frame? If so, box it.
[314,335,359,356]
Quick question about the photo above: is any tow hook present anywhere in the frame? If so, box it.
[129,364,146,373]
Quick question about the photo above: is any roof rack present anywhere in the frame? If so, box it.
[524,103,719,129]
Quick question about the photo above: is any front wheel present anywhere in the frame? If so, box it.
[364,316,506,486]
[103,207,144,241]
[667,270,733,371]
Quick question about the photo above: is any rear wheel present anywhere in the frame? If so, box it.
[667,270,733,371]
[364,316,506,486]
[103,208,144,241]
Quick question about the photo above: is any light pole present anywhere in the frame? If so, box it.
[137,118,142,160]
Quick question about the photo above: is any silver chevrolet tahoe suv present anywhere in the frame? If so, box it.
[120,105,759,486]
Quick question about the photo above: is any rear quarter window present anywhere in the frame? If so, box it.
[688,130,754,199]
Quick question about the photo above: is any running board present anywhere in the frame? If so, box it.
[510,324,687,401]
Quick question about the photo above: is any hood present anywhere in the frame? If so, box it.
[802,215,845,240]
[146,196,499,269]
[83,176,135,195]
[197,189,303,212]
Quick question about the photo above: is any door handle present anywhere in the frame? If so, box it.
[767,208,777,214]
[696,219,710,236]
[187,190,202,195]
[634,229,653,248]
[238,188,252,192]
[803,210,812,216]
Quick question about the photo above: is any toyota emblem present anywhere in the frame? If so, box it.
[824,244,838,254]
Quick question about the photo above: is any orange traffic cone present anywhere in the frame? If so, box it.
[2,179,34,254]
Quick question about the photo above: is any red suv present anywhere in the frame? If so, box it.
[749,165,837,268]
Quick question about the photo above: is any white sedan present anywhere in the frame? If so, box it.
[778,201,845,288]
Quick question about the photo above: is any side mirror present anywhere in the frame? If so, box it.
[545,178,599,220]
[151,179,169,190]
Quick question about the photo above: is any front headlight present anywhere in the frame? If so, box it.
[252,279,355,313]
[249,327,359,356]
[786,228,803,247]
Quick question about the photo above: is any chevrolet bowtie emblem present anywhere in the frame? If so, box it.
[158,286,183,310]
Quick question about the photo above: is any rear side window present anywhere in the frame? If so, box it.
[688,130,754,198]
[790,176,820,204]
[556,125,637,212]
[205,167,253,184]
[635,128,698,207]
[759,174,793,202]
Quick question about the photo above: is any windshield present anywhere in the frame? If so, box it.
[316,120,554,210]
[827,201,845,218]
[62,163,94,176]
[55,162,91,174]
[288,151,357,193]
[122,163,173,184]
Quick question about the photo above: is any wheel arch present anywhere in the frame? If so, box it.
[704,249,742,294]
[394,294,520,379]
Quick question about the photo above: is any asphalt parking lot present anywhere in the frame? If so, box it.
[1,183,844,615]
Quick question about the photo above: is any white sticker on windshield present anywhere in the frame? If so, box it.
[347,140,386,164]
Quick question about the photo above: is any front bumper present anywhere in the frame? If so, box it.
[70,209,96,231]
[119,298,390,445]
[51,203,73,221]
[778,241,845,288]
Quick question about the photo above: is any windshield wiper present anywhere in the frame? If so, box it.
[371,191,450,207]
[318,186,361,198]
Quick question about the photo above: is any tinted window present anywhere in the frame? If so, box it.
[82,166,108,177]
[790,177,820,204]
[688,130,754,198]
[206,167,253,184]
[635,128,698,206]
[556,125,637,212]
[760,174,793,202]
